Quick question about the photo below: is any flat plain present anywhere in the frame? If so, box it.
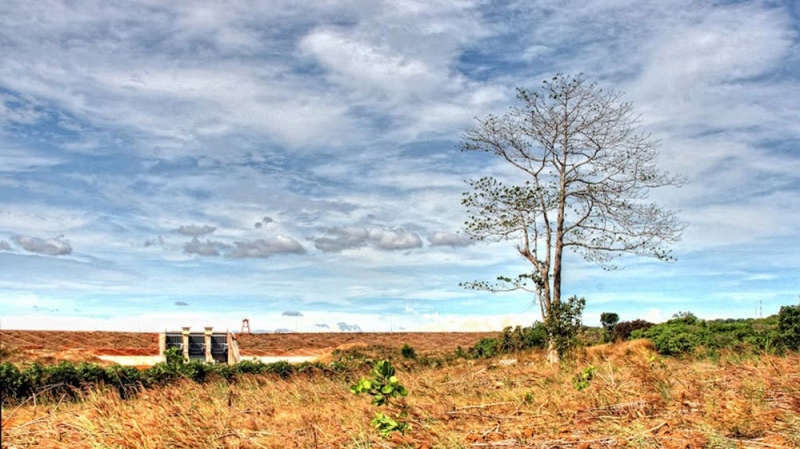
[1,332,799,448]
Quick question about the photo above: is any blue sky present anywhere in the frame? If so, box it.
[1,0,799,332]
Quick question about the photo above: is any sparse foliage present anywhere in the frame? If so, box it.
[600,312,620,343]
[461,73,685,362]
[545,295,586,358]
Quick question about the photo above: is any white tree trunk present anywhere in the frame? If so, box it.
[546,337,560,364]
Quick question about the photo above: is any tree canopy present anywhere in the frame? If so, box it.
[461,74,685,362]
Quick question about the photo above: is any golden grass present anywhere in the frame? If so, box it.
[3,342,799,448]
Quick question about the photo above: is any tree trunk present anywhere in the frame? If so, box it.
[546,337,560,364]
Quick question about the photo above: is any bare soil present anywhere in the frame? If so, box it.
[1,330,499,362]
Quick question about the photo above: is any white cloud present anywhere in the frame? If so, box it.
[12,235,72,256]
[227,236,306,259]
[313,226,423,252]
[0,0,798,331]
[427,231,473,248]
[300,28,437,97]
[175,225,217,236]
[183,237,231,257]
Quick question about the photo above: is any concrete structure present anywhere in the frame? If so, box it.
[160,327,238,364]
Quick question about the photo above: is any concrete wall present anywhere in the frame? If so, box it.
[96,354,317,366]
[240,355,317,364]
[96,355,165,366]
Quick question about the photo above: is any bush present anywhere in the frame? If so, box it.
[632,312,783,356]
[400,343,416,359]
[0,362,28,403]
[546,295,586,358]
[612,319,654,341]
[469,337,500,358]
[777,303,800,351]
[600,312,620,343]
[467,323,549,359]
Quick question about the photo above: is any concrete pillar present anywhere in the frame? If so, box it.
[181,326,191,361]
[204,326,213,363]
[227,332,238,365]
[158,332,166,361]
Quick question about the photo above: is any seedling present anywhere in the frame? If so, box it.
[350,360,410,436]
[573,364,596,391]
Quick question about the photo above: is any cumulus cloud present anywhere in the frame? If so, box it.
[183,237,231,257]
[313,226,422,252]
[175,301,188,306]
[0,240,12,251]
[337,322,362,332]
[427,231,473,248]
[254,216,274,229]
[175,225,217,236]
[12,236,72,256]
[313,227,370,252]
[315,323,330,329]
[369,227,423,250]
[226,236,306,259]
[282,311,303,317]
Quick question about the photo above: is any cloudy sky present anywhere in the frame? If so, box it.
[1,0,798,332]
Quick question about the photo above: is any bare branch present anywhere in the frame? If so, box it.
[461,73,685,335]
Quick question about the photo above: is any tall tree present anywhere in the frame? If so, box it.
[461,74,685,362]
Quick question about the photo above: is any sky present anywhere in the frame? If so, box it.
[1,0,799,333]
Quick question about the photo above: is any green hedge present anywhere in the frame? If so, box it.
[466,324,549,359]
[629,308,800,356]
[0,349,341,405]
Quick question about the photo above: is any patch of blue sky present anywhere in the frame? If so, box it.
[1,0,799,331]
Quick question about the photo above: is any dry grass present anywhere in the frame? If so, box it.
[3,340,799,448]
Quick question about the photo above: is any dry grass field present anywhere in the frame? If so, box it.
[2,339,799,449]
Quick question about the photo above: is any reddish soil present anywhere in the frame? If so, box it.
[234,331,500,356]
[1,330,499,361]
[1,330,159,353]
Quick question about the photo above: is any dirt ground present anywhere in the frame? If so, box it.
[0,330,500,362]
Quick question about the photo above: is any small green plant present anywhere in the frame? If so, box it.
[350,360,410,436]
[350,360,408,406]
[370,411,409,436]
[573,364,596,391]
[400,343,416,359]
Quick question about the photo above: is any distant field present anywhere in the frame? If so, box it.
[0,330,501,362]
[233,331,501,355]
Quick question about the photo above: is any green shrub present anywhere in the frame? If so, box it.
[400,343,416,359]
[467,323,549,359]
[600,312,620,343]
[777,303,800,351]
[469,337,500,358]
[0,362,27,403]
[546,295,586,358]
[632,312,784,356]
[573,365,596,391]
[264,361,294,379]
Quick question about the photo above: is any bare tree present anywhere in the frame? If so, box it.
[461,74,685,363]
